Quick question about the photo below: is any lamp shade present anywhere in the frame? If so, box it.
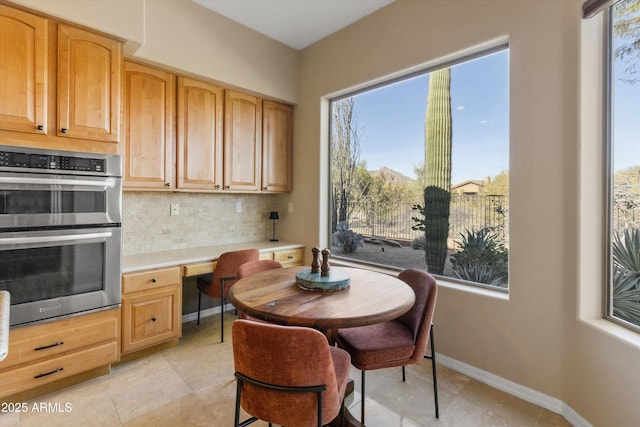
[269,211,279,220]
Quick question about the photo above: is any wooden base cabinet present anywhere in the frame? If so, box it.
[0,308,119,398]
[260,247,304,267]
[122,267,182,355]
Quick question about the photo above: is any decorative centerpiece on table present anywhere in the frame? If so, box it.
[295,247,351,291]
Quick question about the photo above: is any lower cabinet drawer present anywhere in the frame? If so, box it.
[121,285,182,354]
[0,308,119,371]
[274,248,304,266]
[0,341,118,398]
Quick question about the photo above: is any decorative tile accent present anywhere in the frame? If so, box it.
[122,193,277,256]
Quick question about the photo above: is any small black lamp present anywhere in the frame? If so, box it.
[269,211,279,241]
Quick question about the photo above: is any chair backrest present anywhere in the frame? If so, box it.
[396,269,438,364]
[211,249,259,297]
[236,259,283,279]
[232,319,341,426]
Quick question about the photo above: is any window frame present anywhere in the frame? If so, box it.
[327,43,510,292]
[603,4,640,333]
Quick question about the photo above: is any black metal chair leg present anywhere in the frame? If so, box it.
[220,279,225,342]
[402,365,406,382]
[361,370,366,424]
[423,323,439,419]
[430,324,439,418]
[197,290,202,325]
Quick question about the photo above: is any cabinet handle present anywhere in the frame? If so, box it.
[151,316,157,322]
[35,341,64,351]
[36,124,44,131]
[263,186,268,190]
[151,278,157,283]
[165,182,171,187]
[60,128,67,134]
[225,185,230,189]
[288,255,294,259]
[34,367,64,379]
[214,185,220,189]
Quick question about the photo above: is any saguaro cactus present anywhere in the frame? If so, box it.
[424,68,452,275]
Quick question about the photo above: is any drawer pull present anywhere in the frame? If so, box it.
[288,255,294,259]
[151,278,157,283]
[151,316,157,322]
[34,367,64,379]
[35,341,64,351]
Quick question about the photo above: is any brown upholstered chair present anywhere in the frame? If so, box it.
[235,259,283,320]
[195,248,259,342]
[336,268,439,423]
[236,259,283,279]
[232,319,351,427]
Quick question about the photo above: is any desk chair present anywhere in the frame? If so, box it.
[232,319,351,427]
[336,268,439,424]
[236,259,283,320]
[196,248,258,342]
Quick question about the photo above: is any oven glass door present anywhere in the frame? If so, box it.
[0,172,122,228]
[0,227,121,327]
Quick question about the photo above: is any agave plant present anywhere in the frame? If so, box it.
[453,263,504,287]
[450,227,508,286]
[612,228,640,326]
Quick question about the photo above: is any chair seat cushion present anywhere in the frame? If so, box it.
[337,320,415,370]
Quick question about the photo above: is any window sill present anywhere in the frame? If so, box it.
[581,317,640,350]
[331,257,510,300]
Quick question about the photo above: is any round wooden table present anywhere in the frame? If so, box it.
[229,266,416,330]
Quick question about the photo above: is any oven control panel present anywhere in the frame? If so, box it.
[0,150,105,173]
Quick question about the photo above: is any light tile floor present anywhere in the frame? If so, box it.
[0,314,572,426]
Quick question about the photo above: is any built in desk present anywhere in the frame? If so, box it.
[120,241,304,357]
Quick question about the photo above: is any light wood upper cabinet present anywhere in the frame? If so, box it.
[262,100,292,192]
[123,61,175,190]
[0,5,48,134]
[177,76,224,190]
[57,24,121,143]
[224,90,262,191]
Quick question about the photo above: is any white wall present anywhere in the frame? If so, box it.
[288,0,640,425]
[11,0,300,103]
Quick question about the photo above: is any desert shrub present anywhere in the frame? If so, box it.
[449,227,508,287]
[412,235,426,250]
[332,221,364,253]
[612,228,640,325]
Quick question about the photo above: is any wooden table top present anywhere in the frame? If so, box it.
[229,266,416,330]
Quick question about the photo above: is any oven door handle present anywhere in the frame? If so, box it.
[0,176,116,188]
[0,232,112,246]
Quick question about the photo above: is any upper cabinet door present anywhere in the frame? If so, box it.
[224,90,262,191]
[262,101,292,192]
[177,77,224,190]
[123,61,175,190]
[0,6,48,134]
[57,24,121,143]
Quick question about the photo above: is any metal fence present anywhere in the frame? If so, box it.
[347,194,507,244]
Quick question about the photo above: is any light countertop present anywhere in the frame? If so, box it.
[122,240,304,273]
[0,290,9,361]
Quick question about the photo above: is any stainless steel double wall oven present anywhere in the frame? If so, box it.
[0,145,122,327]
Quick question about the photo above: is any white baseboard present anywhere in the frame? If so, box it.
[181,303,235,324]
[435,353,592,427]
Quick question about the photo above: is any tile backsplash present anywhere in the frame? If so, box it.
[123,192,277,256]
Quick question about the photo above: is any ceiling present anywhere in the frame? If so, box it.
[192,0,394,50]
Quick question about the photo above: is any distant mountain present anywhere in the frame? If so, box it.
[368,167,415,184]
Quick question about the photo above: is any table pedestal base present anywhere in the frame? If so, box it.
[330,379,365,427]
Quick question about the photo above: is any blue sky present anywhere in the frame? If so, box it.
[352,50,509,184]
[612,44,640,173]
